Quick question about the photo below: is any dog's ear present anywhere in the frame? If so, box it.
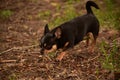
[44,24,50,34]
[55,28,61,39]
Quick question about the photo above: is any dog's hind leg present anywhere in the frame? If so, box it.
[86,32,91,47]
[88,32,98,53]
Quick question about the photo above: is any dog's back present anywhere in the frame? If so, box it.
[54,1,99,48]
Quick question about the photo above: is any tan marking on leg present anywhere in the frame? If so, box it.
[56,52,66,61]
[64,42,69,47]
[88,33,96,53]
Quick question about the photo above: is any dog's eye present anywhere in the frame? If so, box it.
[44,43,47,47]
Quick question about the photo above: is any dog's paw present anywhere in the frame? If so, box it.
[56,52,66,61]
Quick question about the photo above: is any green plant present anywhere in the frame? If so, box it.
[100,40,120,72]
[111,40,120,72]
[100,41,114,71]
[0,10,13,19]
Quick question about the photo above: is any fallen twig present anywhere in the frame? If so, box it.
[0,60,17,63]
[0,44,39,55]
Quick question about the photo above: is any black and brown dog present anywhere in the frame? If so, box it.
[40,1,99,61]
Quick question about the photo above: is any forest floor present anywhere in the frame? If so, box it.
[0,0,120,80]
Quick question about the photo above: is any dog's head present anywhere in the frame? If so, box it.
[40,24,61,54]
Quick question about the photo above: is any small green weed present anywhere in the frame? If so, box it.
[0,10,13,20]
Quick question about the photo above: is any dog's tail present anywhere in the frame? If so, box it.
[86,1,99,14]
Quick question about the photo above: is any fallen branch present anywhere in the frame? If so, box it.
[0,44,39,55]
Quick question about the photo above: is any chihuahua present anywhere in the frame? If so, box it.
[40,1,99,61]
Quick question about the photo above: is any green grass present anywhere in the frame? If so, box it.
[105,0,120,30]
[100,41,114,71]
[38,0,120,31]
[37,10,51,20]
[0,10,13,20]
[100,40,120,72]
[49,4,78,28]
[95,0,120,30]
[95,8,115,29]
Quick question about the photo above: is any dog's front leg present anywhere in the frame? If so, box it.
[89,37,96,53]
[56,39,74,61]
